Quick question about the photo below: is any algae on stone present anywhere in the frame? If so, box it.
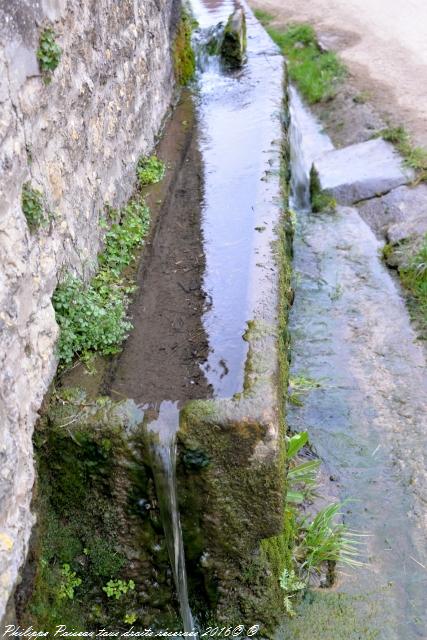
[220,9,247,69]
[173,11,196,85]
[19,391,181,631]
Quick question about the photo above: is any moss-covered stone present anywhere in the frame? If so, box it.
[310,166,336,212]
[19,391,181,631]
[176,155,294,633]
[173,11,196,86]
[220,9,247,69]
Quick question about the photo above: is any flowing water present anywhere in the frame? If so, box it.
[145,402,194,634]
[283,88,427,639]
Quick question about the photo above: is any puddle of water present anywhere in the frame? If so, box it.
[284,89,427,639]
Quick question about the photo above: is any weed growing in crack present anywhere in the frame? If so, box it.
[279,569,306,616]
[37,27,61,81]
[400,235,427,327]
[376,126,427,182]
[22,182,47,230]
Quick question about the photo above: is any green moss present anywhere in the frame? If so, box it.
[24,392,180,631]
[310,166,336,212]
[381,242,394,261]
[282,590,382,639]
[173,11,196,86]
[220,11,247,69]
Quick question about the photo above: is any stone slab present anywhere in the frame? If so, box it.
[314,138,414,205]
[358,184,427,240]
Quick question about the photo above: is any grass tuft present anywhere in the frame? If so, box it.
[255,17,346,104]
[400,236,427,327]
[297,502,366,575]
[376,126,427,181]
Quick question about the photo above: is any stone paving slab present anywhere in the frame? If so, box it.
[358,183,427,239]
[314,138,414,205]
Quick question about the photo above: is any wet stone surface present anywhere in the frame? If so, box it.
[313,138,414,205]
[284,204,427,639]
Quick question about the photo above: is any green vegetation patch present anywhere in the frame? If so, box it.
[310,166,336,212]
[137,155,166,186]
[262,433,365,618]
[173,11,196,86]
[283,590,382,639]
[254,15,346,104]
[53,199,150,365]
[37,27,61,81]
[400,235,427,329]
[22,182,47,230]
[376,126,427,183]
[24,391,182,631]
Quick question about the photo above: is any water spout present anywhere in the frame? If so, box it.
[145,402,194,634]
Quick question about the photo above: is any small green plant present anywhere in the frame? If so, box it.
[279,568,306,616]
[37,27,61,80]
[376,126,427,182]
[286,432,320,504]
[58,563,82,600]
[22,182,46,230]
[124,613,138,625]
[400,236,427,326]
[296,503,365,575]
[103,579,135,600]
[256,19,346,104]
[288,375,322,406]
[137,155,166,186]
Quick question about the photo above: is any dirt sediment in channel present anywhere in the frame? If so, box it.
[105,95,211,406]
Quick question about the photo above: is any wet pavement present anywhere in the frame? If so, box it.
[284,205,427,638]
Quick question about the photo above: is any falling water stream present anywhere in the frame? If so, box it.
[145,403,194,634]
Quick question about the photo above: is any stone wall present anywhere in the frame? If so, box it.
[0,0,179,622]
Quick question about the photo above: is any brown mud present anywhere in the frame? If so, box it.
[104,94,211,406]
